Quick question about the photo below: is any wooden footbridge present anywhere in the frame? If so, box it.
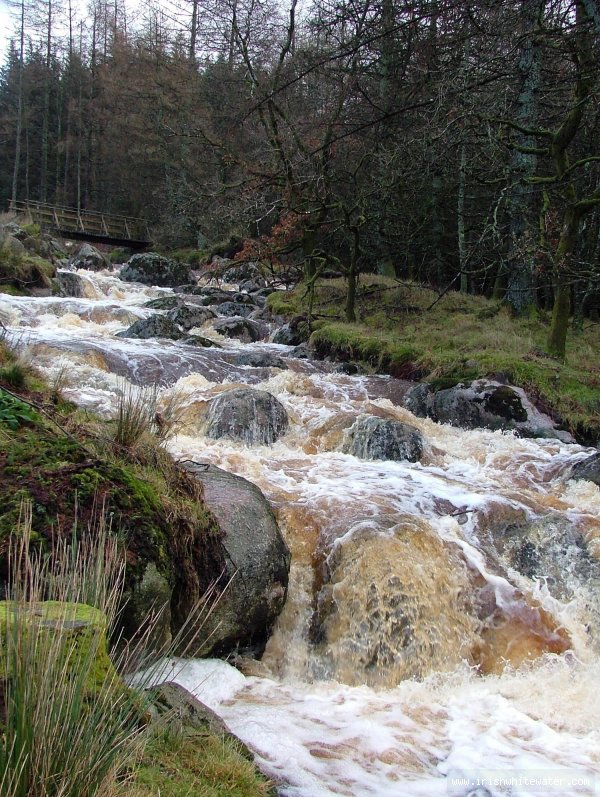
[10,200,151,249]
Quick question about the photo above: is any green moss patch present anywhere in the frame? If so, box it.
[0,601,116,695]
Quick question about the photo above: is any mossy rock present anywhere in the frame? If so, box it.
[0,601,116,695]
[0,412,226,644]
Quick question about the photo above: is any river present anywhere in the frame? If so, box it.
[1,267,600,796]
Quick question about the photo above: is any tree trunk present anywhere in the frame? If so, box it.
[11,0,25,208]
[505,0,542,316]
[547,208,578,359]
[457,142,468,293]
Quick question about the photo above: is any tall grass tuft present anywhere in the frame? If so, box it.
[0,502,226,797]
[0,505,143,797]
[113,382,158,450]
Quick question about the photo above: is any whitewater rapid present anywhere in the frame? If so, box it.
[1,268,599,796]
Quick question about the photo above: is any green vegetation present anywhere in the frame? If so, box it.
[0,248,55,293]
[127,727,274,797]
[0,389,39,429]
[0,338,225,623]
[0,512,272,797]
[269,277,600,441]
[0,341,271,797]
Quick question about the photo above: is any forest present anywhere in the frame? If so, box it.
[1,0,599,359]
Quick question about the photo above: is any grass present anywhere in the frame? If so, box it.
[269,276,600,441]
[0,340,273,796]
[126,727,274,797]
[0,512,143,797]
[0,507,273,797]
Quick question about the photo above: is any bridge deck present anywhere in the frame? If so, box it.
[10,200,151,249]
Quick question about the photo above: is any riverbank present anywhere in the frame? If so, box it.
[268,276,600,443]
[0,338,275,796]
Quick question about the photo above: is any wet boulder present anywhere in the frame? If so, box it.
[222,262,262,284]
[212,317,261,343]
[215,301,255,318]
[55,270,86,297]
[239,278,266,293]
[116,314,186,340]
[193,289,235,306]
[143,296,182,310]
[204,387,289,445]
[344,416,423,462]
[570,452,600,486]
[120,252,191,287]
[229,350,288,369]
[182,463,291,657]
[166,305,216,330]
[404,379,573,441]
[68,243,110,272]
[183,335,221,348]
[272,314,310,346]
[483,515,600,602]
[288,343,313,360]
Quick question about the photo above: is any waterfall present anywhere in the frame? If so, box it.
[2,268,600,796]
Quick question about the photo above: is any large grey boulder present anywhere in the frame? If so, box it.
[68,243,110,271]
[404,379,573,441]
[215,301,255,318]
[571,452,600,486]
[230,350,288,369]
[212,317,261,343]
[116,314,186,340]
[120,252,191,287]
[55,270,86,297]
[182,463,291,657]
[222,262,262,284]
[166,305,216,330]
[204,387,289,445]
[344,416,423,462]
[272,314,310,346]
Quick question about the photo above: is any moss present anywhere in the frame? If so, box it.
[0,368,226,629]
[22,222,41,237]
[0,601,116,695]
[266,290,301,316]
[0,249,56,293]
[127,727,275,797]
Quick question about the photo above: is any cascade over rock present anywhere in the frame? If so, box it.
[404,379,573,440]
[68,243,110,272]
[182,463,291,657]
[120,252,192,287]
[204,387,289,445]
[344,416,423,462]
[56,270,87,297]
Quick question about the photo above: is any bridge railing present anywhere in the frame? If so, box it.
[10,200,151,244]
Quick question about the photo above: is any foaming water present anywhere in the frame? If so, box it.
[4,270,600,795]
